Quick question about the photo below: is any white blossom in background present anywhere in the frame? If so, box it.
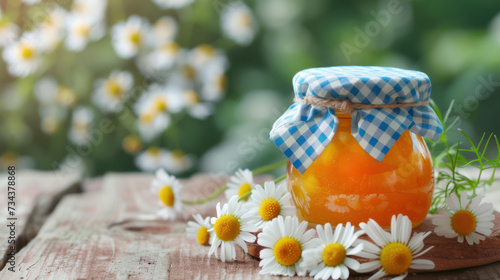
[2,31,42,77]
[68,107,94,145]
[38,6,67,52]
[72,0,107,22]
[149,16,178,47]
[0,152,34,170]
[0,19,19,47]
[490,12,500,44]
[221,2,258,46]
[135,147,171,172]
[39,104,67,134]
[111,15,150,59]
[142,41,181,72]
[34,77,78,108]
[65,14,105,52]
[134,83,183,141]
[152,0,195,10]
[163,150,195,174]
[92,70,134,113]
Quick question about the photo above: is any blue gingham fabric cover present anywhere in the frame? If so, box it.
[270,66,443,173]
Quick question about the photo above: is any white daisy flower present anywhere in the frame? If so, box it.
[0,20,19,47]
[152,0,195,10]
[182,89,214,119]
[150,169,183,220]
[134,83,183,141]
[34,77,78,107]
[68,106,94,145]
[2,31,42,77]
[111,15,150,59]
[186,214,213,246]
[38,6,66,52]
[357,214,435,280]
[208,195,258,262]
[65,14,105,52]
[0,152,34,170]
[146,41,181,72]
[187,44,228,76]
[149,16,178,47]
[92,70,134,113]
[243,181,295,229]
[200,70,228,102]
[432,190,495,245]
[164,150,195,174]
[72,0,107,22]
[224,168,255,202]
[301,223,364,280]
[257,216,320,276]
[135,147,170,172]
[220,2,258,46]
[39,104,67,134]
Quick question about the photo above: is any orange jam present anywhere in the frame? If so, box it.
[287,113,434,228]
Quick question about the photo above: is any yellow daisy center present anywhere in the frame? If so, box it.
[196,226,210,245]
[106,78,123,98]
[129,30,142,46]
[171,150,185,160]
[213,214,240,241]
[274,237,302,266]
[380,242,412,275]
[140,113,155,124]
[122,135,142,154]
[76,24,90,37]
[1,152,17,165]
[57,86,77,107]
[147,147,161,157]
[184,90,201,105]
[334,196,348,206]
[154,97,168,112]
[182,65,197,80]
[451,210,477,236]
[42,118,59,134]
[259,198,281,221]
[237,13,252,28]
[73,121,88,133]
[158,186,175,207]
[216,74,228,91]
[322,243,347,267]
[20,45,35,60]
[237,183,252,201]
[160,42,180,54]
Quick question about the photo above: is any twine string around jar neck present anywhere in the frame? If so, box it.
[293,96,430,114]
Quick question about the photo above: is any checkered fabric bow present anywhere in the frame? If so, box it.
[270,66,443,173]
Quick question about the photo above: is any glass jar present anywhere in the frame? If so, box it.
[286,113,434,228]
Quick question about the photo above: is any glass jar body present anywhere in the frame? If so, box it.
[286,114,434,228]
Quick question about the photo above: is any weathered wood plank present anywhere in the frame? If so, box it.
[2,172,499,279]
[0,171,82,272]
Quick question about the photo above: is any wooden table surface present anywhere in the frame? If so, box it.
[0,171,499,280]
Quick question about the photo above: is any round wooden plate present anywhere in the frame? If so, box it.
[246,212,500,273]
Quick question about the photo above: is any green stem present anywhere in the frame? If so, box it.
[252,159,287,176]
[237,174,287,202]
[182,184,228,205]
[182,160,288,205]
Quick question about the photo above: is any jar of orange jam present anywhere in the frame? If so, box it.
[270,66,442,228]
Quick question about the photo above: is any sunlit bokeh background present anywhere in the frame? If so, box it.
[1,0,499,177]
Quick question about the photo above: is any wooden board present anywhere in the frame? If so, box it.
[1,173,499,279]
[0,171,82,271]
